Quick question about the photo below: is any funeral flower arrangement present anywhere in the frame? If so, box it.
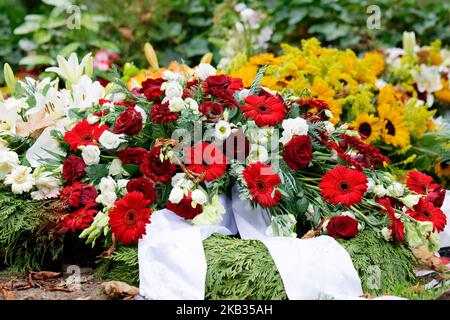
[0,50,447,268]
[226,36,449,186]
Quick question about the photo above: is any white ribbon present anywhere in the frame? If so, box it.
[139,184,363,299]
[440,190,450,248]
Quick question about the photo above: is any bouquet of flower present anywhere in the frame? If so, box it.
[0,49,448,274]
[227,37,449,186]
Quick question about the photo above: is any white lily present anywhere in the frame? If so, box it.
[69,75,105,110]
[46,53,92,85]
[0,97,27,134]
[26,127,66,167]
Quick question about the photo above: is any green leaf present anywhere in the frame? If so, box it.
[33,30,52,45]
[19,55,53,66]
[58,42,80,58]
[85,164,109,180]
[122,164,140,176]
[14,21,40,35]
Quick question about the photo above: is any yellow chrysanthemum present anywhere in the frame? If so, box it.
[435,160,450,178]
[403,98,436,138]
[377,103,410,148]
[362,51,385,76]
[351,113,382,144]
[249,53,279,66]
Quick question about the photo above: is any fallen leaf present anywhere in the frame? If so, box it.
[101,281,139,299]
[0,285,16,300]
[31,271,62,281]
[411,246,449,272]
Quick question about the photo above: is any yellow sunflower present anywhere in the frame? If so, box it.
[377,103,410,148]
[351,114,382,144]
[435,160,450,178]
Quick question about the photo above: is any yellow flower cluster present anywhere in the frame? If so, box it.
[227,38,438,150]
[228,38,380,124]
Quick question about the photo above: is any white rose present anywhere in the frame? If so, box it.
[117,179,129,190]
[161,80,183,102]
[168,186,184,204]
[185,98,199,114]
[400,194,421,209]
[168,97,186,112]
[215,120,231,140]
[96,192,117,209]
[87,114,99,124]
[134,105,147,123]
[279,117,309,145]
[366,178,375,193]
[191,189,208,206]
[109,158,126,176]
[81,145,100,165]
[99,131,126,150]
[195,63,216,81]
[238,88,250,102]
[99,176,116,194]
[387,182,404,198]
[0,150,19,175]
[373,185,387,197]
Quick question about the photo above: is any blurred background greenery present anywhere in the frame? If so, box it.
[0,0,449,83]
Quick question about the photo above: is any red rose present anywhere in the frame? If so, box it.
[127,177,157,204]
[117,147,149,166]
[283,135,313,170]
[166,193,203,220]
[326,216,359,239]
[62,156,86,185]
[199,101,224,122]
[203,75,242,108]
[183,80,200,98]
[140,78,165,102]
[60,182,97,208]
[114,108,143,136]
[141,146,176,183]
[151,102,179,124]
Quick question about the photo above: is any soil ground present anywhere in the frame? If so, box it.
[0,269,110,300]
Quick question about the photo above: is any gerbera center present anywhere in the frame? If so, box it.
[422,210,431,218]
[359,122,372,138]
[258,105,268,112]
[339,182,349,191]
[385,120,396,136]
[125,209,137,225]
[256,180,269,193]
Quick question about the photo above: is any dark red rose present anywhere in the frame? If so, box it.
[140,78,165,102]
[62,156,86,185]
[283,135,313,170]
[427,184,445,208]
[223,128,250,163]
[199,101,224,122]
[166,193,203,220]
[60,182,98,208]
[326,216,359,239]
[114,107,143,136]
[127,177,157,204]
[203,75,242,108]
[117,147,149,166]
[151,102,179,124]
[141,146,176,183]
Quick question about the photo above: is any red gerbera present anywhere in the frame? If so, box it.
[64,119,108,151]
[166,193,203,220]
[407,198,447,232]
[61,201,97,233]
[377,197,405,242]
[108,191,152,245]
[319,165,368,207]
[185,142,227,182]
[150,102,179,124]
[241,94,286,127]
[141,146,176,183]
[406,170,434,194]
[242,162,282,207]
